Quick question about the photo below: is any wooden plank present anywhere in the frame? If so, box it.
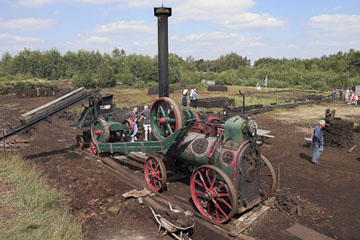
[287,223,335,240]
[229,205,269,237]
[257,129,271,136]
[263,134,275,138]
[348,145,356,153]
[21,87,84,117]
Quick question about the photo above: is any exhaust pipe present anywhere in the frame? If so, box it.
[154,7,171,98]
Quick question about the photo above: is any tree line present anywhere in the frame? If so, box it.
[0,47,359,90]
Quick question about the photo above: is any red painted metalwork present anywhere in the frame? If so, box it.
[259,155,276,200]
[94,129,102,135]
[76,135,83,150]
[190,165,237,223]
[89,141,97,155]
[144,157,166,192]
[191,111,205,133]
[206,131,223,160]
[159,117,166,124]
[220,150,236,167]
[126,119,134,134]
[190,134,205,157]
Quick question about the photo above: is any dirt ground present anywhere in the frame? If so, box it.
[0,93,359,240]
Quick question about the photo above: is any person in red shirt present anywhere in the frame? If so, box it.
[126,107,138,142]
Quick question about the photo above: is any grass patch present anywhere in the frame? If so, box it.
[65,145,76,152]
[108,205,120,212]
[0,154,83,240]
[6,104,19,108]
[69,107,83,115]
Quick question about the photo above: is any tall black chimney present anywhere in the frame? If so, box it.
[154,7,171,98]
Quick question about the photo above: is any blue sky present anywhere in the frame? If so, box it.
[0,0,359,63]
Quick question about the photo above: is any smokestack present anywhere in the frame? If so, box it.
[154,7,171,98]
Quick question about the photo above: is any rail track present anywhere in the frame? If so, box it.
[79,149,269,240]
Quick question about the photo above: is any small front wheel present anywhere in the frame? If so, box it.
[144,157,167,192]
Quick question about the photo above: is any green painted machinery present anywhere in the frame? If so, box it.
[76,95,276,224]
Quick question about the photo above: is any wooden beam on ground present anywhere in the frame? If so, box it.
[257,129,271,136]
[229,206,269,237]
[287,223,335,240]
[348,145,356,153]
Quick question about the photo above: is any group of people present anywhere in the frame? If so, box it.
[331,88,359,105]
[344,88,359,105]
[125,89,200,142]
[125,105,151,142]
[181,89,198,109]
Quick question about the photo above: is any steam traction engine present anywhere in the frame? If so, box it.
[79,96,276,224]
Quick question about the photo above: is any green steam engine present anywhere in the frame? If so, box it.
[76,95,276,223]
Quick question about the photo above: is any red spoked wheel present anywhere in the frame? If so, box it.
[123,120,135,141]
[259,155,276,200]
[89,141,98,155]
[190,165,237,223]
[144,157,167,192]
[76,135,84,150]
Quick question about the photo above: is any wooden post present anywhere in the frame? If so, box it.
[2,129,6,159]
[277,164,280,191]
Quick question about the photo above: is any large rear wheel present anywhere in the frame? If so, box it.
[150,97,184,141]
[190,165,237,223]
[259,155,276,200]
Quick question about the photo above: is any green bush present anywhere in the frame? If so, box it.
[40,82,58,90]
[0,83,8,95]
[133,81,146,88]
[15,81,33,91]
[72,73,95,89]
[114,71,138,87]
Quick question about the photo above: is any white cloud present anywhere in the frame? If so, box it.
[176,0,254,20]
[86,36,111,43]
[308,40,341,47]
[172,31,261,42]
[15,0,173,8]
[0,33,44,53]
[124,0,179,8]
[223,13,287,29]
[171,31,264,59]
[0,18,56,31]
[94,20,154,36]
[0,33,42,43]
[174,0,286,29]
[308,14,360,38]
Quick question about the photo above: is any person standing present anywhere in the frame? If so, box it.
[331,89,337,102]
[339,88,343,100]
[181,89,188,107]
[189,89,194,108]
[139,105,151,141]
[312,120,326,165]
[192,89,198,109]
[345,88,350,101]
[126,107,138,142]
